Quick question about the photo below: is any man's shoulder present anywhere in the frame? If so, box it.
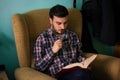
[40,28,51,35]
[36,29,50,39]
[67,30,78,36]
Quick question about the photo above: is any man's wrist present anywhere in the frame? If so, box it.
[52,47,56,53]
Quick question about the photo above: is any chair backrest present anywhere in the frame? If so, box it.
[12,8,82,67]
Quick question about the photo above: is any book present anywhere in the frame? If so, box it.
[63,54,97,69]
[55,54,97,76]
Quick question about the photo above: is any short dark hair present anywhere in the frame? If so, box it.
[49,4,69,19]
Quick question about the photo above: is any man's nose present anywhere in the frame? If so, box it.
[61,24,65,29]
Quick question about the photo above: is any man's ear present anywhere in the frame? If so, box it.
[49,18,52,25]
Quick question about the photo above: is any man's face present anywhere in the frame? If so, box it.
[50,16,68,34]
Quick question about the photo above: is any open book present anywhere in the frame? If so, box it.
[55,54,97,76]
[63,54,97,69]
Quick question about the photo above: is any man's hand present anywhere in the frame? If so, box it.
[52,39,63,53]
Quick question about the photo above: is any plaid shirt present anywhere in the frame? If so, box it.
[34,28,83,77]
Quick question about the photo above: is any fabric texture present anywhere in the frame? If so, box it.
[81,0,98,53]
[57,67,94,80]
[87,0,120,45]
[34,28,82,76]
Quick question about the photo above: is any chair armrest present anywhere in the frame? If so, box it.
[15,67,56,80]
[83,53,120,80]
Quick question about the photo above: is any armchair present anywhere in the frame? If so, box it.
[12,8,120,80]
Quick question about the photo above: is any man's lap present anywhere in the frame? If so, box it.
[57,67,95,80]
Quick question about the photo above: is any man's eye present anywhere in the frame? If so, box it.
[57,23,61,25]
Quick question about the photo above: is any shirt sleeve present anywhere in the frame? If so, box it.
[33,35,54,71]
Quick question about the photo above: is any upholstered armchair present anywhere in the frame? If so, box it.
[12,8,120,80]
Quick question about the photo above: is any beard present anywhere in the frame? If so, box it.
[51,26,65,35]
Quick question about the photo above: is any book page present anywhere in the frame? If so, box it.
[63,54,97,69]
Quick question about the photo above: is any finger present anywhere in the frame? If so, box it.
[82,57,85,61]
[57,40,62,45]
[58,44,62,47]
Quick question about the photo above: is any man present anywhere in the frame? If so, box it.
[34,4,94,80]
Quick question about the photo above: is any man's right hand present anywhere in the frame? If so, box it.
[52,39,63,53]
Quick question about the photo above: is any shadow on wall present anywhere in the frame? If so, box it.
[0,32,19,80]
